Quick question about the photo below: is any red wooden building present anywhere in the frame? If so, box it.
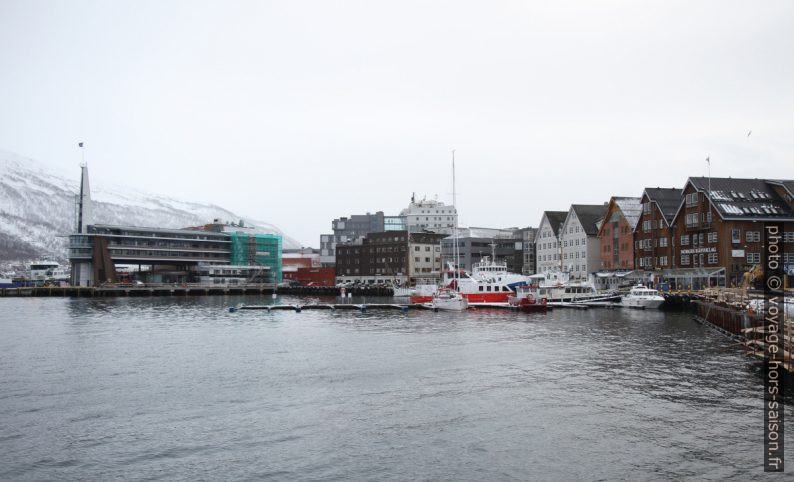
[597,197,641,271]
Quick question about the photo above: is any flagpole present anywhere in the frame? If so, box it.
[706,155,711,205]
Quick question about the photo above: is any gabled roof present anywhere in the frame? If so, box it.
[767,179,794,199]
[642,187,682,225]
[541,211,567,236]
[673,177,794,222]
[597,197,641,236]
[569,204,608,236]
[613,197,642,227]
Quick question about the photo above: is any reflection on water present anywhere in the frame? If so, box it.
[0,295,790,480]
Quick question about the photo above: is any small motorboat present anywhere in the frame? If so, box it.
[620,285,665,309]
[508,285,549,312]
[428,288,469,311]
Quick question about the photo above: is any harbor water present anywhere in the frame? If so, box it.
[0,296,790,480]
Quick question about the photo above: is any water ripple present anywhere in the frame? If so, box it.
[0,295,790,480]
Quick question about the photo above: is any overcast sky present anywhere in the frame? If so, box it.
[1,0,793,246]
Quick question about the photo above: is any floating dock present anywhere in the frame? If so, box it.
[234,303,415,312]
[230,301,651,313]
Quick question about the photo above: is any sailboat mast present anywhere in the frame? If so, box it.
[452,149,457,286]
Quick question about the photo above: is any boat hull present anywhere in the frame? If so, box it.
[621,298,664,309]
[411,292,510,304]
[508,297,548,313]
[429,298,469,311]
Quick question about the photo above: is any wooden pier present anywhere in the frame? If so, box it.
[0,284,394,298]
[693,298,794,374]
[0,284,279,297]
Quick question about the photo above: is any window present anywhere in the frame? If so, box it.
[643,202,652,213]
[659,237,668,247]
[731,229,741,244]
[784,232,794,243]
[681,254,690,265]
[660,256,668,266]
[707,232,717,243]
[686,213,699,228]
[686,192,699,207]
[746,231,761,243]
[746,252,761,264]
[707,252,718,264]
[680,235,690,246]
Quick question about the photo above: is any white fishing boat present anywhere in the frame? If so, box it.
[529,271,620,303]
[620,284,665,309]
[427,287,469,311]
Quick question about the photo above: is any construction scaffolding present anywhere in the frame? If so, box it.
[229,232,283,283]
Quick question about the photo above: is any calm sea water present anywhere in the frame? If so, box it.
[0,295,790,480]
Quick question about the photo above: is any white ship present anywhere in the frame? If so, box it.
[411,257,534,304]
[620,284,666,309]
[528,271,620,303]
[29,261,70,284]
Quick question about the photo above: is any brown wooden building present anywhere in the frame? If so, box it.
[669,177,794,288]
[597,196,641,271]
[633,187,681,273]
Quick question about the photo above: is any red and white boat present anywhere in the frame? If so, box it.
[507,285,549,312]
[410,257,533,304]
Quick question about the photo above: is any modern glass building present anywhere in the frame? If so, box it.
[69,224,282,286]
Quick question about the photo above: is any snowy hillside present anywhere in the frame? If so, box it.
[0,150,301,266]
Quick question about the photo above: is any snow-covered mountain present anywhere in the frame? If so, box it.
[0,150,301,266]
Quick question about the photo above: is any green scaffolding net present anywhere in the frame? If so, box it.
[229,232,283,283]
